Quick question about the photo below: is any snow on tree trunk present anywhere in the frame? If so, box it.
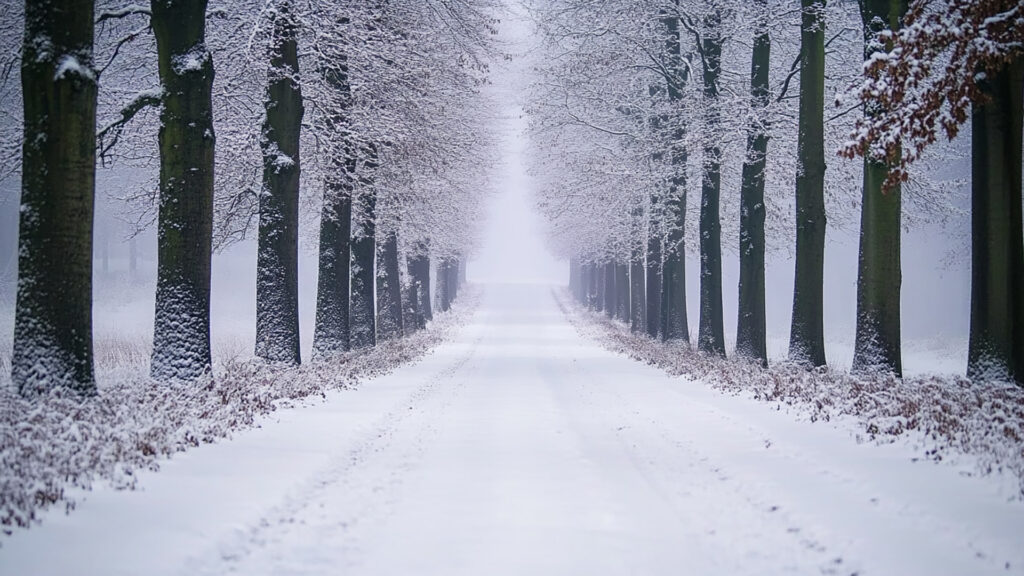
[150,0,216,382]
[437,258,453,313]
[698,11,726,359]
[659,8,689,344]
[645,200,662,339]
[736,0,771,367]
[852,0,906,378]
[630,229,646,334]
[615,261,629,321]
[450,256,461,301]
[407,242,432,324]
[350,170,377,350]
[376,229,403,341]
[967,57,1024,386]
[313,187,352,357]
[256,0,303,366]
[788,0,828,368]
[603,261,615,318]
[13,0,98,394]
[312,44,355,359]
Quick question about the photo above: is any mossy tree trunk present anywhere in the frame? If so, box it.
[788,0,828,368]
[968,57,1024,386]
[13,0,98,394]
[852,0,907,377]
[736,0,771,366]
[150,0,216,381]
[256,0,303,365]
[697,11,726,358]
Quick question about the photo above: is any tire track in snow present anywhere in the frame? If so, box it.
[556,290,1023,575]
[185,327,486,576]
[539,344,839,574]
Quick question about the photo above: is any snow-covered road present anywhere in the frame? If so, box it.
[3,283,1023,575]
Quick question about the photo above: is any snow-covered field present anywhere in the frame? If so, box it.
[2,282,1021,575]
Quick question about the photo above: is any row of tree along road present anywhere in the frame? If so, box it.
[5,0,496,394]
[536,0,1022,386]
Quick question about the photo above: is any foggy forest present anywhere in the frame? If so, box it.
[0,0,1022,574]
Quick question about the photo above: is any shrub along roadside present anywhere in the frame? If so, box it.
[557,288,1024,498]
[0,289,479,534]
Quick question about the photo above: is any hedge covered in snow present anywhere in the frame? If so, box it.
[0,288,479,534]
[559,289,1024,498]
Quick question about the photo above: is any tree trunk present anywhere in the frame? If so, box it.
[256,1,303,365]
[698,12,726,358]
[407,241,432,327]
[852,0,906,377]
[437,257,454,312]
[349,147,378,350]
[646,206,662,339]
[376,230,404,340]
[736,0,771,366]
[13,0,98,394]
[968,57,1024,386]
[788,0,828,368]
[604,261,615,318]
[150,0,215,381]
[449,256,460,301]
[589,262,600,309]
[313,45,354,358]
[660,7,690,343]
[630,212,646,333]
[616,261,629,321]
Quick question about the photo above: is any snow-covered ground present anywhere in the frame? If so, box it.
[2,282,1022,576]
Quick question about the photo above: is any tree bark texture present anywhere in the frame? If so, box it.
[150,0,216,381]
[615,261,629,321]
[407,242,432,327]
[350,148,378,350]
[313,47,355,358]
[852,0,906,377]
[604,261,615,318]
[646,205,662,339]
[256,1,303,365]
[968,57,1023,386]
[788,0,828,368]
[376,230,404,340]
[630,214,646,333]
[698,12,726,358]
[437,258,454,312]
[736,0,771,366]
[13,0,98,394]
[660,7,690,343]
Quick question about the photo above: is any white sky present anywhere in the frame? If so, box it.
[468,6,564,285]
